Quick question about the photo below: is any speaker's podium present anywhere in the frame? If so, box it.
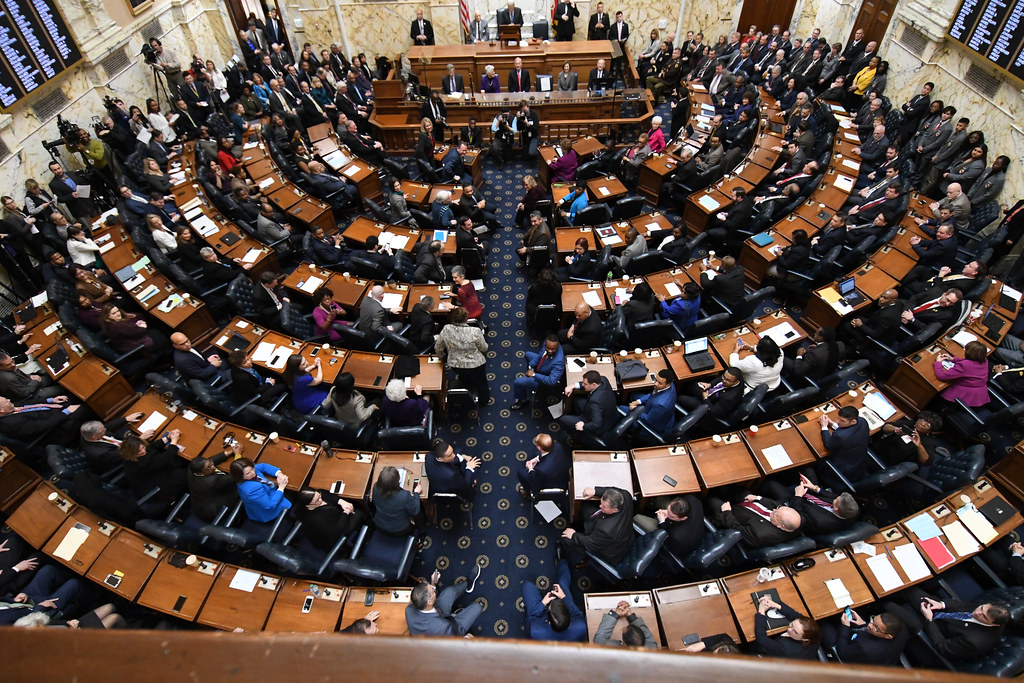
[499,24,521,43]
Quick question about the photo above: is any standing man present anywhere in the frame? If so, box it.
[515,100,540,160]
[588,2,609,40]
[497,1,524,27]
[410,9,435,45]
[516,432,571,497]
[553,0,579,42]
[508,57,532,93]
[149,38,185,95]
[818,406,870,487]
[467,11,489,43]
[610,12,629,77]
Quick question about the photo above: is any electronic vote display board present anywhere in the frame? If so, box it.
[0,0,81,111]
[948,0,1024,82]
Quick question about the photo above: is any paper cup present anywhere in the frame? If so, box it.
[185,554,198,567]
[749,425,759,434]
[269,432,279,443]
[712,434,723,445]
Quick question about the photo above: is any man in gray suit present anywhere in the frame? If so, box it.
[467,11,489,43]
[358,285,403,344]
[612,227,647,271]
[931,182,971,232]
[406,567,484,636]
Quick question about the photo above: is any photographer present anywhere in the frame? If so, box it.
[96,113,135,159]
[63,126,114,198]
[488,107,515,165]
[146,38,184,95]
[514,100,540,161]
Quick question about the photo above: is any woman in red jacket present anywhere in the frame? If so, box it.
[449,265,483,320]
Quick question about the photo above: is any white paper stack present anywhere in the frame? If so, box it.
[866,554,904,592]
[825,578,854,608]
[892,543,931,581]
[942,520,981,556]
[138,411,167,434]
[229,568,260,592]
[252,341,276,363]
[299,276,324,294]
[957,505,998,544]
[698,195,721,211]
[53,523,90,561]
[664,282,681,297]
[380,293,404,310]
[762,444,792,469]
[581,290,602,307]
[390,235,410,250]
[862,392,897,419]
[833,175,855,192]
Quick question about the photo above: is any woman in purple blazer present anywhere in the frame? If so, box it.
[480,65,501,93]
[934,341,990,407]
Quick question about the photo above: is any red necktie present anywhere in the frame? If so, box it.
[805,493,834,512]
[517,71,522,88]
[860,197,885,210]
[536,354,545,370]
[913,298,940,314]
[739,500,773,521]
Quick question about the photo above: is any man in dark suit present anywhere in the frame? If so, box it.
[677,367,746,429]
[297,81,329,127]
[904,223,958,279]
[553,0,579,41]
[79,413,145,474]
[825,609,908,666]
[187,446,242,522]
[587,59,611,90]
[699,256,746,312]
[358,284,403,344]
[425,439,480,499]
[610,11,629,76]
[706,188,755,254]
[762,159,819,195]
[264,8,286,47]
[458,184,500,230]
[710,493,803,547]
[0,396,84,444]
[180,72,211,118]
[410,9,435,45]
[171,332,228,383]
[171,99,201,140]
[440,142,469,183]
[779,472,859,535]
[307,160,359,208]
[818,405,870,486]
[198,247,248,286]
[557,302,603,354]
[627,369,677,436]
[440,64,465,94]
[266,79,301,129]
[455,217,488,260]
[843,288,903,346]
[561,485,634,564]
[847,183,903,226]
[517,432,570,496]
[559,370,618,443]
[497,1,524,27]
[587,2,609,40]
[898,82,933,143]
[636,494,705,558]
[507,57,531,93]
[884,589,1009,661]
[406,568,483,636]
[900,287,963,331]
[837,28,866,74]
[512,336,566,410]
[460,117,483,147]
[307,225,346,267]
[47,161,94,222]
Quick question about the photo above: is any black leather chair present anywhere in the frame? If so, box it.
[199,506,292,550]
[660,519,742,574]
[189,379,257,421]
[144,372,194,404]
[575,159,603,181]
[915,444,986,495]
[737,533,816,563]
[624,250,673,276]
[226,273,259,319]
[378,327,423,355]
[588,406,645,449]
[688,312,733,338]
[75,327,150,379]
[136,493,211,550]
[812,520,878,548]
[573,204,611,227]
[334,324,378,352]
[409,207,438,230]
[804,358,871,393]
[303,412,377,450]
[586,522,667,583]
[635,403,710,446]
[302,233,347,269]
[957,635,1024,677]
[243,403,308,438]
[711,384,768,430]
[528,303,561,337]
[756,386,821,421]
[280,305,330,343]
[331,525,418,583]
[349,255,391,281]
[377,409,434,450]
[946,400,1024,444]
[630,317,679,347]
[612,196,645,220]
[256,523,349,577]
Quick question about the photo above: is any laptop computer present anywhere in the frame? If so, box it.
[683,337,716,372]
[837,277,865,305]
[223,333,251,354]
[979,496,1015,527]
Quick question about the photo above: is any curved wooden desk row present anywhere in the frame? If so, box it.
[585,471,1021,649]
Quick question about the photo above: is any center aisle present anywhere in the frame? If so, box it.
[410,159,566,638]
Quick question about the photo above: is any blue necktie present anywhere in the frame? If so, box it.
[934,611,972,621]
[64,176,77,192]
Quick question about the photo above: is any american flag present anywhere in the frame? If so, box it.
[459,0,470,39]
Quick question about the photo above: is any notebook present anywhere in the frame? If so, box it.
[979,496,1015,527]
[750,232,775,247]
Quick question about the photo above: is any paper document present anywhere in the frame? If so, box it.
[184,207,203,220]
[833,175,855,192]
[53,523,90,561]
[138,411,167,434]
[299,276,324,294]
[573,461,632,499]
[892,543,931,581]
[664,282,681,297]
[547,401,564,419]
[242,248,262,264]
[76,185,91,199]
[535,500,562,523]
[252,341,276,363]
[343,164,361,178]
[601,233,622,245]
[98,242,115,254]
[390,235,410,251]
[229,568,261,592]
[258,177,275,189]
[825,578,853,608]
[859,408,884,431]
[841,159,860,171]
[180,197,202,212]
[30,291,48,307]
[942,520,981,555]
[957,505,997,544]
[697,195,720,211]
[950,330,978,347]
[645,222,661,234]
[862,392,897,420]
[267,347,294,369]
[866,554,904,592]
[761,444,792,469]
[758,322,799,347]
[581,290,602,307]
[905,512,942,540]
[851,541,876,556]
[380,293,404,310]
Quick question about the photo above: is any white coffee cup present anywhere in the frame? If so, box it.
[269,431,279,443]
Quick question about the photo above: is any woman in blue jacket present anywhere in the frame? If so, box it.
[229,457,292,522]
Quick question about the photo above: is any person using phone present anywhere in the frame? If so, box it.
[819,608,908,666]
[594,600,658,648]
[371,465,423,534]
[755,595,820,659]
[522,559,585,641]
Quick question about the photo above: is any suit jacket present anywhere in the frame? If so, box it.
[267,89,298,116]
[932,130,967,169]
[441,73,465,95]
[636,385,677,434]
[857,301,903,340]
[358,296,390,343]
[410,18,435,45]
[610,21,628,44]
[587,11,609,40]
[822,417,870,481]
[578,378,619,436]
[173,348,219,381]
[188,452,238,522]
[787,488,850,534]
[460,125,483,147]
[587,68,611,90]
[561,309,602,354]
[701,265,746,312]
[405,584,469,636]
[714,496,798,547]
[425,455,475,497]
[553,2,579,38]
[661,495,705,557]
[507,68,532,93]
[924,600,1006,660]
[467,18,489,42]
[497,7,523,25]
[522,442,571,492]
[440,147,468,182]
[919,119,952,158]
[567,486,634,564]
[834,622,909,666]
[705,379,744,420]
[264,16,286,46]
[122,440,187,498]
[911,235,958,269]
[755,602,817,659]
[0,405,71,441]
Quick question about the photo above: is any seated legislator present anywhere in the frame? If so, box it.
[594,600,659,649]
[407,568,483,637]
[229,457,292,522]
[729,336,784,394]
[934,341,990,408]
[79,413,144,474]
[709,493,803,547]
[699,256,746,313]
[626,369,677,435]
[371,466,422,535]
[549,138,579,183]
[187,446,241,522]
[677,366,746,427]
[634,494,705,558]
[295,488,367,551]
[0,396,84,444]
[899,287,963,331]
[523,560,586,641]
[559,370,618,443]
[228,349,288,408]
[883,590,1009,661]
[557,302,602,354]
[755,595,821,660]
[824,609,908,667]
[171,332,228,383]
[516,432,570,497]
[425,438,481,499]
[778,472,859,535]
[511,335,566,410]
[118,432,188,499]
[560,485,634,565]
[382,379,430,427]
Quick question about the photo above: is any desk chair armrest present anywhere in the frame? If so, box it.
[635,418,667,445]
[913,629,958,672]
[709,295,733,316]
[281,520,303,546]
[165,492,191,522]
[137,485,163,506]
[632,521,648,536]
[263,233,292,251]
[904,472,945,494]
[703,517,720,533]
[197,279,231,300]
[317,533,351,577]
[269,392,289,412]
[227,393,263,419]
[988,385,1012,410]
[953,398,987,426]
[101,463,125,483]
[265,508,291,543]
[972,554,1007,589]
[821,460,857,494]
[866,447,886,470]
[114,342,149,365]
[347,525,371,559]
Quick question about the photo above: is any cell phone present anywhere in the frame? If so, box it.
[844,606,852,620]
[663,474,678,487]
[310,347,320,356]
[104,573,122,589]
[682,633,700,646]
[302,595,314,613]
[413,478,420,489]
[330,480,345,494]
[364,591,375,607]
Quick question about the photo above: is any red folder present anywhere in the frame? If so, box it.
[919,536,955,569]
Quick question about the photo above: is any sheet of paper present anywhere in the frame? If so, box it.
[380,292,404,310]
[138,411,167,434]
[581,290,602,307]
[761,444,792,469]
[390,235,410,251]
[136,129,152,144]
[664,282,681,297]
[229,568,261,592]
[378,231,394,247]
[862,392,897,420]
[866,554,904,592]
[950,330,978,346]
[833,174,855,192]
[53,523,90,561]
[859,408,884,431]
[892,542,931,581]
[601,233,622,245]
[258,177,275,189]
[184,206,203,221]
[957,505,998,544]
[645,222,661,234]
[758,322,799,347]
[573,461,632,499]
[841,159,860,171]
[1002,284,1022,301]
[535,500,562,523]
[299,275,324,294]
[30,291,48,307]
[851,541,876,556]
[825,578,853,608]
[252,341,276,363]
[547,401,564,419]
[905,512,942,540]
[242,248,262,264]
[267,347,294,369]
[942,520,981,556]
[343,164,361,178]
[180,197,202,212]
[697,195,720,211]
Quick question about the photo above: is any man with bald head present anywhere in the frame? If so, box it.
[842,288,903,346]
[517,432,570,497]
[171,332,229,383]
[931,182,971,232]
[710,492,803,547]
[557,302,603,353]
[358,284,403,345]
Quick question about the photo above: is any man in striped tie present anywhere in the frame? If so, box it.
[884,590,1009,660]
[773,472,859,535]
[709,492,803,547]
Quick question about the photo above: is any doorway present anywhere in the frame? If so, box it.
[735,0,799,39]
[848,0,898,45]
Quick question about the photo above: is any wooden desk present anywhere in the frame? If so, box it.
[630,446,700,499]
[740,230,792,287]
[197,565,280,631]
[560,282,607,317]
[637,154,677,204]
[943,477,1023,545]
[899,500,981,574]
[800,282,871,334]
[787,548,874,620]
[654,581,739,650]
[410,355,446,395]
[42,508,114,575]
[257,438,321,491]
[137,553,220,621]
[584,591,661,646]
[342,216,421,253]
[602,276,643,308]
[399,181,433,207]
[850,525,934,599]
[0,457,40,512]
[340,587,410,635]
[265,579,346,632]
[564,355,616,390]
[792,397,841,458]
[883,344,947,414]
[687,434,760,490]
[555,227,597,256]
[342,351,397,391]
[374,451,430,500]
[308,449,376,501]
[660,342,724,383]
[644,267,694,300]
[6,482,74,548]
[742,418,818,477]
[870,244,918,281]
[570,451,634,502]
[211,316,266,353]
[722,567,805,642]
[406,284,455,313]
[85,527,163,601]
[630,211,673,240]
[684,188,729,236]
[835,382,905,434]
[613,349,668,393]
[281,263,346,302]
[586,176,627,204]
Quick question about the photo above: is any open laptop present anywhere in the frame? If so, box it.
[683,337,716,372]
[837,277,865,306]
